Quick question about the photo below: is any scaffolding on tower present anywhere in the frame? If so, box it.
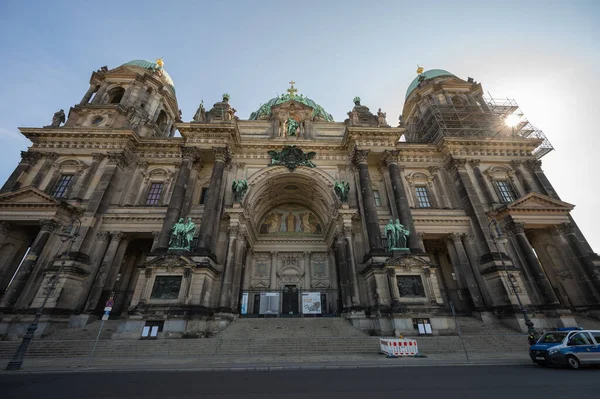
[404,94,553,158]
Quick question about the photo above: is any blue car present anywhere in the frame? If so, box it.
[530,329,600,369]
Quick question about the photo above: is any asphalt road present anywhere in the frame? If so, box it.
[1,365,598,399]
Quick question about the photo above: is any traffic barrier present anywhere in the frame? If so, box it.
[379,338,419,356]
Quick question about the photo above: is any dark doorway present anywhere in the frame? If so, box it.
[282,285,298,315]
[252,293,260,315]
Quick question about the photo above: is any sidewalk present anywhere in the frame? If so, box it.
[1,352,532,373]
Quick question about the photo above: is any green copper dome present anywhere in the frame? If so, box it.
[121,59,175,92]
[249,93,334,122]
[405,69,457,99]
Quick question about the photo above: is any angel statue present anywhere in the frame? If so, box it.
[334,180,350,203]
[45,109,66,128]
[232,179,248,203]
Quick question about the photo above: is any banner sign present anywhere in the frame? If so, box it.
[240,292,249,315]
[302,292,322,314]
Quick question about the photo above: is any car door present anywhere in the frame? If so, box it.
[589,331,600,363]
[566,332,594,364]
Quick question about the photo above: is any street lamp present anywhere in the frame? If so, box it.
[488,218,535,334]
[6,215,82,371]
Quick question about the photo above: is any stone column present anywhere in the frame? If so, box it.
[91,83,108,104]
[462,234,493,308]
[122,161,147,205]
[0,220,58,309]
[559,223,600,298]
[105,235,131,292]
[387,268,401,304]
[526,160,560,200]
[429,167,452,209]
[0,151,41,193]
[30,153,58,189]
[72,153,104,200]
[219,226,238,309]
[270,251,278,290]
[196,147,229,255]
[353,149,384,255]
[181,162,202,217]
[511,161,533,193]
[150,231,160,252]
[303,251,311,291]
[446,159,495,252]
[444,235,470,310]
[80,85,98,105]
[0,221,11,247]
[85,232,125,311]
[335,233,351,309]
[508,222,560,305]
[76,231,111,311]
[156,147,200,251]
[344,226,361,305]
[469,160,496,205]
[230,233,247,310]
[449,233,485,310]
[383,150,424,252]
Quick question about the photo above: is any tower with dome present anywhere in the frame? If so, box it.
[0,60,598,343]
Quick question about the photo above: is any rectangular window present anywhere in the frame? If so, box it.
[150,276,182,299]
[373,190,381,207]
[199,187,209,204]
[495,181,515,203]
[415,186,431,208]
[145,183,163,205]
[51,175,74,198]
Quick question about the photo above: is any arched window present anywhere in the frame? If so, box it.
[108,87,125,104]
[156,110,168,132]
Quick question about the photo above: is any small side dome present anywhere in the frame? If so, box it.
[405,69,457,99]
[121,59,175,92]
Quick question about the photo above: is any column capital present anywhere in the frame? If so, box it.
[20,151,42,165]
[526,159,542,172]
[107,152,131,169]
[444,158,467,174]
[353,149,369,165]
[181,146,201,162]
[556,222,576,235]
[96,231,111,242]
[506,221,525,235]
[468,159,480,168]
[136,160,149,170]
[110,231,126,242]
[382,150,400,166]
[0,221,11,235]
[444,232,462,243]
[428,166,441,174]
[213,147,230,163]
[229,225,240,238]
[40,219,60,232]
[462,233,476,243]
[45,153,59,163]
[92,153,106,163]
[510,160,523,169]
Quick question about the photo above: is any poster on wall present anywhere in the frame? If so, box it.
[302,292,322,314]
[259,292,280,315]
[240,293,248,315]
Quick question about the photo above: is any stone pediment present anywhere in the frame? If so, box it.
[145,253,196,270]
[504,192,574,213]
[0,187,59,206]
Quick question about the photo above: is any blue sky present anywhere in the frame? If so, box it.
[0,0,599,250]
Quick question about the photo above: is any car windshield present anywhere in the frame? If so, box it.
[539,332,568,344]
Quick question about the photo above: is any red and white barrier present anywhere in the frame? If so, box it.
[380,338,419,356]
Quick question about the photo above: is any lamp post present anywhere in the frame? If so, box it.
[6,215,82,371]
[489,218,535,334]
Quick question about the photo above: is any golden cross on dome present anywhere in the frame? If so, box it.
[416,65,424,75]
[287,81,298,97]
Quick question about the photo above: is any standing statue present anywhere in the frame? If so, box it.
[193,101,206,122]
[286,117,299,136]
[385,219,397,252]
[46,109,66,128]
[183,217,196,251]
[232,179,248,202]
[169,217,196,251]
[377,108,388,127]
[394,219,410,249]
[334,180,350,203]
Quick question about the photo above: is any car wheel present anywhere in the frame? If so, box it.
[566,355,580,370]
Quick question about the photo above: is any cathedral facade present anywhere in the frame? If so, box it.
[0,60,598,339]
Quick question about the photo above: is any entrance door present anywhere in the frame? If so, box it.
[282,285,298,315]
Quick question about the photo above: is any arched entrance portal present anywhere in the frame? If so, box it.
[238,166,341,316]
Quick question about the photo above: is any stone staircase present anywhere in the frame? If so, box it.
[0,317,530,360]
